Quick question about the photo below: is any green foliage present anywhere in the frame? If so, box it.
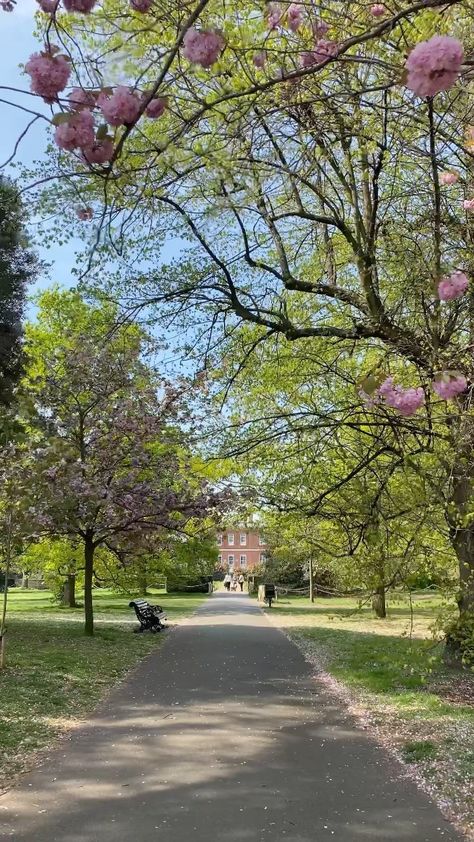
[0,178,38,407]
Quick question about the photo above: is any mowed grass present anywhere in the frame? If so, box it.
[0,588,208,791]
[266,592,474,835]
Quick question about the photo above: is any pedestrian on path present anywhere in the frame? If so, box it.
[223,572,232,591]
[238,573,245,592]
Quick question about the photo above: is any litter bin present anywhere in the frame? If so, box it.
[259,582,276,607]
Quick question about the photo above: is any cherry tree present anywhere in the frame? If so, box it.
[26,301,216,635]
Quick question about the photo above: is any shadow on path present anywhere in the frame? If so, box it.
[0,593,462,841]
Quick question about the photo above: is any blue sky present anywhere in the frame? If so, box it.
[1,2,85,299]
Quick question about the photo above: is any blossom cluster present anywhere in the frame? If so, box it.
[378,378,425,416]
[182,28,225,67]
[361,368,469,416]
[405,35,464,98]
[432,374,467,399]
[438,270,469,302]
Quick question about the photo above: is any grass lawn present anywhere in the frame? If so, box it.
[0,588,208,792]
[266,592,474,838]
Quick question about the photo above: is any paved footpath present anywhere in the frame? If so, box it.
[0,593,463,842]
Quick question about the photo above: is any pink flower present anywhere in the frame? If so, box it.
[130,0,152,9]
[253,51,267,68]
[301,39,338,67]
[312,19,329,38]
[68,87,97,111]
[81,137,114,164]
[145,96,167,119]
[76,206,93,221]
[405,35,464,98]
[267,2,282,29]
[287,3,304,32]
[463,198,474,211]
[439,171,458,185]
[370,4,385,16]
[182,28,225,68]
[63,0,97,11]
[378,377,424,416]
[438,270,469,301]
[54,110,95,151]
[432,373,467,399]
[98,86,141,126]
[36,0,57,12]
[25,51,71,103]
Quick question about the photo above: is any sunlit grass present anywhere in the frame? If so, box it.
[0,588,208,791]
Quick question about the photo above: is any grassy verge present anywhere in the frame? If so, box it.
[266,592,474,839]
[0,588,208,791]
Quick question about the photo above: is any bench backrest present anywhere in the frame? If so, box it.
[129,599,164,617]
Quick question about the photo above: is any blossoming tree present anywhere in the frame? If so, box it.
[25,292,218,634]
[4,1,474,653]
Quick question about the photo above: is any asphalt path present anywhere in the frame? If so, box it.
[0,592,463,841]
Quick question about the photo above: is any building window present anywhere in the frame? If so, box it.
[240,533,247,546]
[260,553,267,563]
[218,554,222,563]
[228,554,234,565]
[240,555,247,568]
[217,534,222,545]
[228,533,234,545]
[259,534,266,546]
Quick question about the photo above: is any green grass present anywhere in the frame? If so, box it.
[266,592,474,833]
[0,588,208,791]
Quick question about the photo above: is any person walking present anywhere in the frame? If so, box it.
[238,573,245,592]
[223,572,232,591]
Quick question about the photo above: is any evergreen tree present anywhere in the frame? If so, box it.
[0,178,38,406]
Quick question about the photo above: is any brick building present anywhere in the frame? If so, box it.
[217,527,269,573]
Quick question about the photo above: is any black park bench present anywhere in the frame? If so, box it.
[129,599,167,633]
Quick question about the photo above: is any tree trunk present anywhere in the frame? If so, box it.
[61,574,77,608]
[445,431,474,661]
[83,533,95,636]
[372,585,386,619]
[309,556,314,604]
[21,572,29,589]
[139,571,148,597]
[0,512,12,669]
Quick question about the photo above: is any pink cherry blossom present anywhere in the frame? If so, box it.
[301,39,338,67]
[267,2,282,29]
[439,171,458,185]
[370,4,385,16]
[378,377,424,416]
[253,51,267,68]
[68,87,97,111]
[145,96,167,119]
[182,28,225,68]
[98,86,141,126]
[63,0,97,11]
[287,3,304,32]
[463,198,474,211]
[432,373,467,399]
[312,19,329,38]
[405,35,464,98]
[130,0,152,9]
[81,137,114,164]
[54,110,95,151]
[36,0,57,12]
[25,51,71,103]
[438,270,469,301]
[76,206,94,221]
